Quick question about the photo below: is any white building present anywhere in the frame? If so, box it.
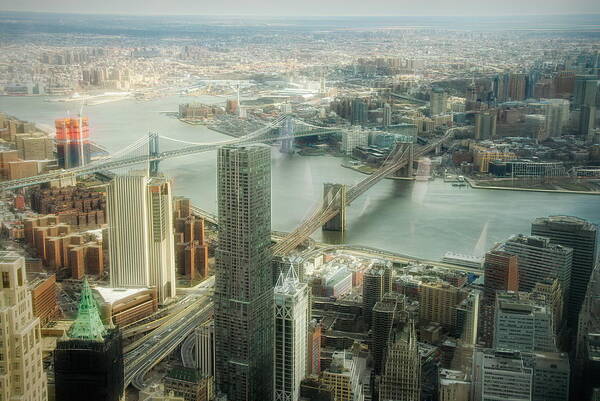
[196,320,215,378]
[543,99,570,138]
[341,127,368,155]
[107,172,176,304]
[273,268,309,401]
[471,349,533,401]
[0,253,48,401]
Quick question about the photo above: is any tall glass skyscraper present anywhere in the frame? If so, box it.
[214,145,273,401]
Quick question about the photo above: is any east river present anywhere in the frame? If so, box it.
[1,95,599,260]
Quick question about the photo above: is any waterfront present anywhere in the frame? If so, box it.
[1,95,599,260]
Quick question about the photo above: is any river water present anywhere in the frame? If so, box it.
[1,95,598,260]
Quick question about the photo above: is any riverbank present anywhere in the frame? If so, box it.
[466,177,600,195]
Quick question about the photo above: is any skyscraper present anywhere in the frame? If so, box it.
[54,279,124,401]
[371,294,404,375]
[471,349,533,401]
[430,87,447,116]
[543,99,570,138]
[509,73,528,101]
[55,117,91,168]
[474,111,497,140]
[214,145,273,401]
[107,172,176,304]
[501,234,572,294]
[0,253,48,401]
[379,322,421,401]
[382,103,392,127]
[273,267,309,401]
[494,291,557,353]
[531,216,598,326]
[362,262,392,327]
[479,250,519,346]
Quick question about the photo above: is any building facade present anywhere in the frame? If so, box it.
[214,145,273,401]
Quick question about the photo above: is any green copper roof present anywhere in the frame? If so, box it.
[68,279,107,341]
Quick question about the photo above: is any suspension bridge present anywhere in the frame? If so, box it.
[0,115,340,191]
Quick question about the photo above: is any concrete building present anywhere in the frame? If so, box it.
[371,295,400,375]
[196,321,215,378]
[430,87,447,116]
[471,349,533,401]
[306,321,322,376]
[480,250,519,346]
[273,268,309,401]
[321,350,370,401]
[419,281,466,332]
[164,367,212,401]
[475,112,497,140]
[341,127,369,155]
[0,253,48,401]
[438,369,470,401]
[107,172,176,305]
[362,262,392,326]
[94,286,158,327]
[28,273,60,325]
[509,73,528,101]
[379,323,421,401]
[543,99,570,137]
[523,352,570,401]
[214,145,273,401]
[580,105,597,139]
[382,103,392,127]
[531,216,598,326]
[494,291,556,352]
[501,234,572,295]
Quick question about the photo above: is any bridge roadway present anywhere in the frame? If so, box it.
[0,116,341,191]
[123,278,214,390]
[271,128,457,256]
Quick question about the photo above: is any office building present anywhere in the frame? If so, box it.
[55,117,90,168]
[362,262,392,326]
[438,369,470,401]
[501,234,572,294]
[509,73,528,101]
[299,378,334,401]
[455,290,480,346]
[379,323,421,401]
[321,351,370,401]
[340,127,368,155]
[580,105,597,139]
[350,98,368,126]
[474,111,497,140]
[196,321,215,378]
[273,267,309,401]
[494,291,556,352]
[574,75,599,107]
[164,367,212,401]
[306,321,322,375]
[471,349,533,401]
[430,87,447,116]
[382,103,392,127]
[531,216,598,326]
[419,281,466,332]
[54,279,124,401]
[371,298,397,375]
[0,253,48,401]
[544,99,570,137]
[523,352,570,401]
[107,172,176,305]
[479,250,519,346]
[214,145,273,401]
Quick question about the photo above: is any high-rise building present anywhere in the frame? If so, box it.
[580,105,597,139]
[273,268,309,401]
[501,234,572,295]
[379,323,421,401]
[509,73,528,101]
[531,216,598,326]
[321,350,370,401]
[382,103,392,127]
[419,281,466,332]
[543,99,570,137]
[196,321,215,378]
[471,349,533,401]
[430,87,447,116]
[0,253,48,401]
[362,262,392,326]
[54,279,124,401]
[107,172,176,304]
[214,145,273,401]
[523,352,570,401]
[474,111,497,140]
[350,98,368,126]
[438,369,470,401]
[371,294,403,375]
[494,291,557,353]
[574,75,599,107]
[306,320,322,376]
[340,127,368,155]
[479,250,519,346]
[55,117,91,168]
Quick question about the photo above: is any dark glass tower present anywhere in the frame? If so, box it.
[214,145,273,401]
[54,279,124,401]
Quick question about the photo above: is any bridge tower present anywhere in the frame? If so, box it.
[394,142,415,178]
[322,183,347,232]
[148,132,160,176]
[280,115,294,154]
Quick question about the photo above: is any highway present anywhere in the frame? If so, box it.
[123,277,214,390]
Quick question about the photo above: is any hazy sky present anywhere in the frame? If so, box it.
[2,0,600,17]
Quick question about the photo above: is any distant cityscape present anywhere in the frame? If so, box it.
[0,10,599,401]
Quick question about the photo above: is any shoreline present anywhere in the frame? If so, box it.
[465,177,600,195]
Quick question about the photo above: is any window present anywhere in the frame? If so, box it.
[1,273,8,289]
